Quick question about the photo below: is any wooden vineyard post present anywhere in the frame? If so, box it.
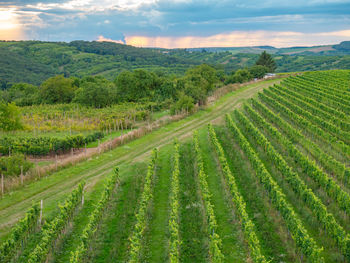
[85,143,87,156]
[55,154,58,170]
[98,139,101,154]
[82,189,84,205]
[20,166,23,185]
[40,200,43,225]
[1,174,3,197]
[71,148,74,157]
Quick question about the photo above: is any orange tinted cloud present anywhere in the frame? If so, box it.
[0,8,23,40]
[97,35,125,44]
[125,30,350,48]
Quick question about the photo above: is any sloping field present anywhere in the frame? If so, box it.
[1,70,350,263]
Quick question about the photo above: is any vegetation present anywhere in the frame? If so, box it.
[0,70,349,263]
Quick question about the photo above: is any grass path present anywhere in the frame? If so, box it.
[143,144,172,262]
[0,78,283,241]
[197,128,249,262]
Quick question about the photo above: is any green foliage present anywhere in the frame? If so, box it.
[6,83,39,106]
[0,132,104,156]
[249,65,269,79]
[193,131,225,262]
[225,68,253,84]
[0,203,40,262]
[39,75,77,104]
[28,182,85,263]
[115,69,160,102]
[0,154,33,177]
[70,170,119,263]
[256,51,276,72]
[0,102,23,131]
[128,149,158,262]
[208,125,267,263]
[184,64,218,105]
[241,103,350,259]
[225,114,324,262]
[74,76,117,108]
[169,140,180,263]
[170,93,194,115]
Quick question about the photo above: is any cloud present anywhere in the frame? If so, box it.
[124,29,350,48]
[97,35,125,44]
[1,0,350,46]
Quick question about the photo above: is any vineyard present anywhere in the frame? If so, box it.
[0,70,350,262]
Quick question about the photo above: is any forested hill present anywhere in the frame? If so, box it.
[1,40,350,88]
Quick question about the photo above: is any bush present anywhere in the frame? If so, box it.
[170,94,194,115]
[0,154,33,177]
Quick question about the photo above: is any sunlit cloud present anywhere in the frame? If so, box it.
[97,35,125,44]
[0,8,23,40]
[125,29,350,48]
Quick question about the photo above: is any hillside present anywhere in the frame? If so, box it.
[1,70,350,262]
[1,41,350,87]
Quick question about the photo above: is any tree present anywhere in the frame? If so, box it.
[39,75,77,104]
[114,69,160,102]
[255,51,276,72]
[7,83,39,106]
[183,64,218,105]
[225,69,252,84]
[73,76,117,108]
[249,65,269,79]
[0,102,23,132]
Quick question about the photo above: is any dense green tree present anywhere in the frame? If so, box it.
[249,65,269,78]
[183,64,218,105]
[114,69,160,102]
[7,83,39,106]
[255,51,276,72]
[225,68,252,84]
[73,76,117,108]
[0,102,23,131]
[170,93,194,115]
[39,75,77,104]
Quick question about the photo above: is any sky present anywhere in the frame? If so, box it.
[0,0,350,48]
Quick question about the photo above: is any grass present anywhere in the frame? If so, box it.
[197,128,248,262]
[143,143,173,262]
[178,141,209,262]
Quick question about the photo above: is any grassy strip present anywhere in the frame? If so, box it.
[193,131,224,262]
[128,149,158,262]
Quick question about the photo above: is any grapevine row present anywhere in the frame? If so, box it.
[283,78,350,114]
[264,88,350,144]
[271,85,350,131]
[250,98,349,183]
[207,124,267,263]
[128,148,158,262]
[248,97,350,214]
[193,131,224,262]
[0,203,40,262]
[235,107,350,259]
[276,82,348,121]
[28,181,85,263]
[168,140,180,263]
[258,91,350,158]
[69,170,119,263]
[225,114,324,262]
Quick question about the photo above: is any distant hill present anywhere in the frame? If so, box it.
[1,40,350,87]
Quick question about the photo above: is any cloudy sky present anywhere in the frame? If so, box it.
[1,0,350,48]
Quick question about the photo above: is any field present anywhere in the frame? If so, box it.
[0,71,350,262]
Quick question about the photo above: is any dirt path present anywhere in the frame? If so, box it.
[0,78,282,239]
